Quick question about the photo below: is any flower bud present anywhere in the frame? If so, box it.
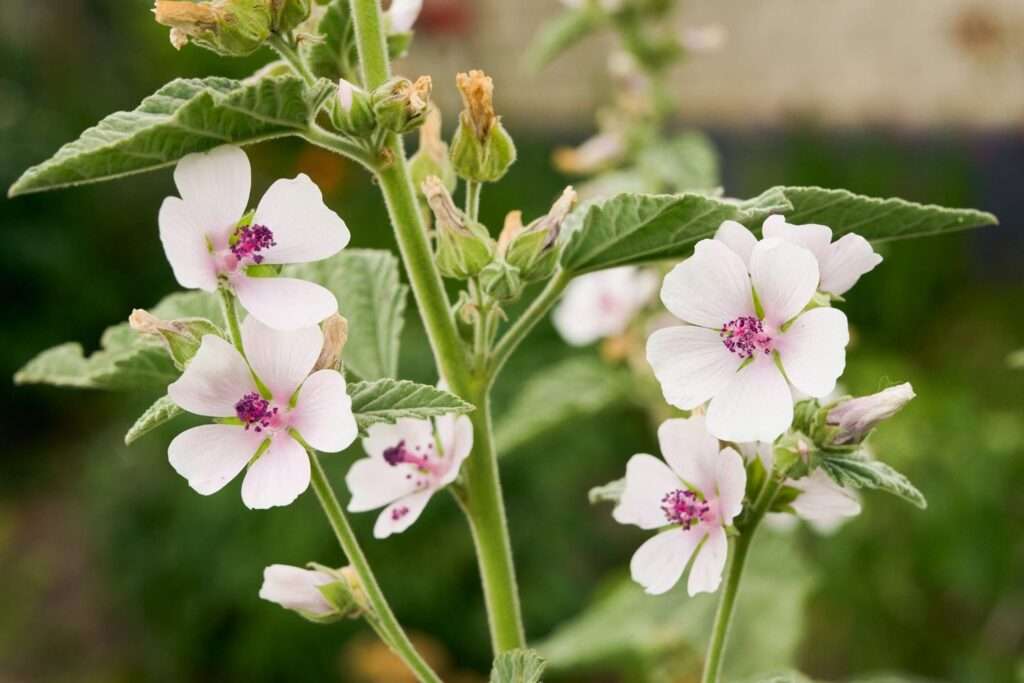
[826,383,916,445]
[422,176,495,279]
[479,259,523,302]
[330,79,376,137]
[259,564,366,624]
[129,308,221,370]
[449,70,517,183]
[269,0,311,33]
[501,186,575,282]
[372,76,432,135]
[409,107,457,194]
[153,1,273,56]
[314,314,348,372]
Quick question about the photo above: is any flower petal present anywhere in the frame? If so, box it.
[254,174,350,265]
[386,0,423,32]
[661,239,754,328]
[613,454,681,530]
[714,220,757,269]
[373,490,433,539]
[240,316,322,402]
[749,239,819,327]
[762,215,832,264]
[291,370,358,453]
[656,415,720,495]
[259,565,335,615]
[790,469,862,533]
[241,435,311,509]
[630,527,703,595]
[168,424,263,495]
[173,145,251,244]
[345,457,422,512]
[158,197,218,291]
[706,355,793,442]
[436,414,474,486]
[646,325,740,410]
[820,233,882,296]
[777,307,849,398]
[168,335,256,417]
[552,267,651,346]
[234,275,338,330]
[714,447,747,524]
[361,418,435,460]
[687,526,728,596]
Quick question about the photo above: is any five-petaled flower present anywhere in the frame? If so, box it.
[167,316,358,509]
[614,415,746,596]
[159,145,350,330]
[346,414,473,539]
[553,266,659,346]
[647,238,850,443]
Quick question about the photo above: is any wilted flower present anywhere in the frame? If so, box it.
[153,0,274,55]
[422,175,495,279]
[553,266,658,346]
[826,383,916,445]
[450,70,517,182]
[501,186,576,282]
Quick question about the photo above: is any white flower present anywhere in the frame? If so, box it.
[647,238,850,442]
[346,413,473,539]
[787,469,862,533]
[259,564,336,616]
[159,145,350,330]
[715,215,882,297]
[553,266,658,346]
[385,0,422,33]
[613,415,746,596]
[167,317,358,509]
[827,382,915,445]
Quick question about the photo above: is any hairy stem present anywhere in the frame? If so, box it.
[268,33,315,86]
[465,180,482,222]
[308,453,444,683]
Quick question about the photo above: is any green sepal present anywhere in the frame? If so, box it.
[271,0,311,32]
[450,115,517,183]
[479,259,524,302]
[436,219,495,280]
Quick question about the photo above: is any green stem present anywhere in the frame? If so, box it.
[218,288,245,354]
[268,33,316,86]
[308,452,443,683]
[701,473,785,683]
[302,124,377,171]
[465,180,482,222]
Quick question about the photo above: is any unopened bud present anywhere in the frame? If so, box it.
[479,259,523,302]
[330,79,375,137]
[372,76,432,134]
[259,563,367,624]
[153,0,273,56]
[409,107,457,194]
[269,0,311,32]
[423,176,495,279]
[450,70,517,183]
[130,309,221,370]
[503,186,575,282]
[826,383,916,445]
[315,314,348,372]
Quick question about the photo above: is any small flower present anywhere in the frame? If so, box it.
[826,382,916,445]
[159,145,349,330]
[385,0,422,33]
[613,415,746,596]
[647,239,850,442]
[715,215,882,297]
[259,564,337,616]
[167,316,358,509]
[553,266,659,346]
[346,413,473,539]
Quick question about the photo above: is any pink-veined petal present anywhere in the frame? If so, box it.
[173,145,250,244]
[613,454,681,530]
[361,418,435,461]
[254,174,350,265]
[168,424,263,495]
[234,275,338,330]
[168,335,256,417]
[345,457,422,512]
[661,239,755,328]
[750,239,819,327]
[714,446,747,524]
[656,415,720,494]
[630,526,704,595]
[158,196,218,291]
[241,435,311,509]
[706,355,793,442]
[777,307,849,398]
[646,325,741,410]
[714,220,757,269]
[687,526,728,596]
[240,315,322,401]
[259,565,335,615]
[373,489,433,539]
[436,414,473,486]
[291,370,358,453]
[820,233,882,296]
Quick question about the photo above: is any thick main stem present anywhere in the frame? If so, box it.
[308,453,443,683]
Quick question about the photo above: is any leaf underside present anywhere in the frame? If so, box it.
[348,379,474,432]
[819,454,927,509]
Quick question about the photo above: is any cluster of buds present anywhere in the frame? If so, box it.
[129,309,222,370]
[449,70,517,183]
[153,0,310,55]
[372,76,432,135]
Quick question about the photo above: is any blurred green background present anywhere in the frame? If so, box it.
[1,1,1023,682]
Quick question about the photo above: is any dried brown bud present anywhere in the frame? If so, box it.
[455,70,496,142]
[315,314,349,372]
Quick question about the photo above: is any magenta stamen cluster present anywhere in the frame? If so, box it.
[721,315,773,358]
[230,224,276,264]
[383,439,435,471]
[661,489,710,529]
[235,392,278,432]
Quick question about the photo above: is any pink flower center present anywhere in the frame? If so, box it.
[661,489,710,530]
[230,224,276,265]
[235,392,280,432]
[382,439,445,490]
[721,316,773,358]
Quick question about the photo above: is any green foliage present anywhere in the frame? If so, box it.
[489,649,547,683]
[348,378,474,431]
[287,249,407,381]
[306,0,358,82]
[9,76,334,196]
[124,395,184,446]
[636,131,720,193]
[525,5,604,71]
[818,454,927,509]
[588,477,625,505]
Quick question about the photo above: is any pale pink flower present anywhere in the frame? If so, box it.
[613,415,746,596]
[346,414,473,539]
[647,239,849,442]
[159,145,349,330]
[259,564,336,616]
[787,469,862,533]
[167,317,358,509]
[385,0,422,33]
[553,266,659,346]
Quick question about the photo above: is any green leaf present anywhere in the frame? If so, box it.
[306,0,357,82]
[1008,349,1024,369]
[559,191,791,274]
[489,649,547,683]
[761,186,998,242]
[286,249,407,381]
[495,357,631,454]
[525,6,604,71]
[9,76,334,196]
[636,131,720,193]
[349,379,474,432]
[818,454,927,509]
[125,395,184,446]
